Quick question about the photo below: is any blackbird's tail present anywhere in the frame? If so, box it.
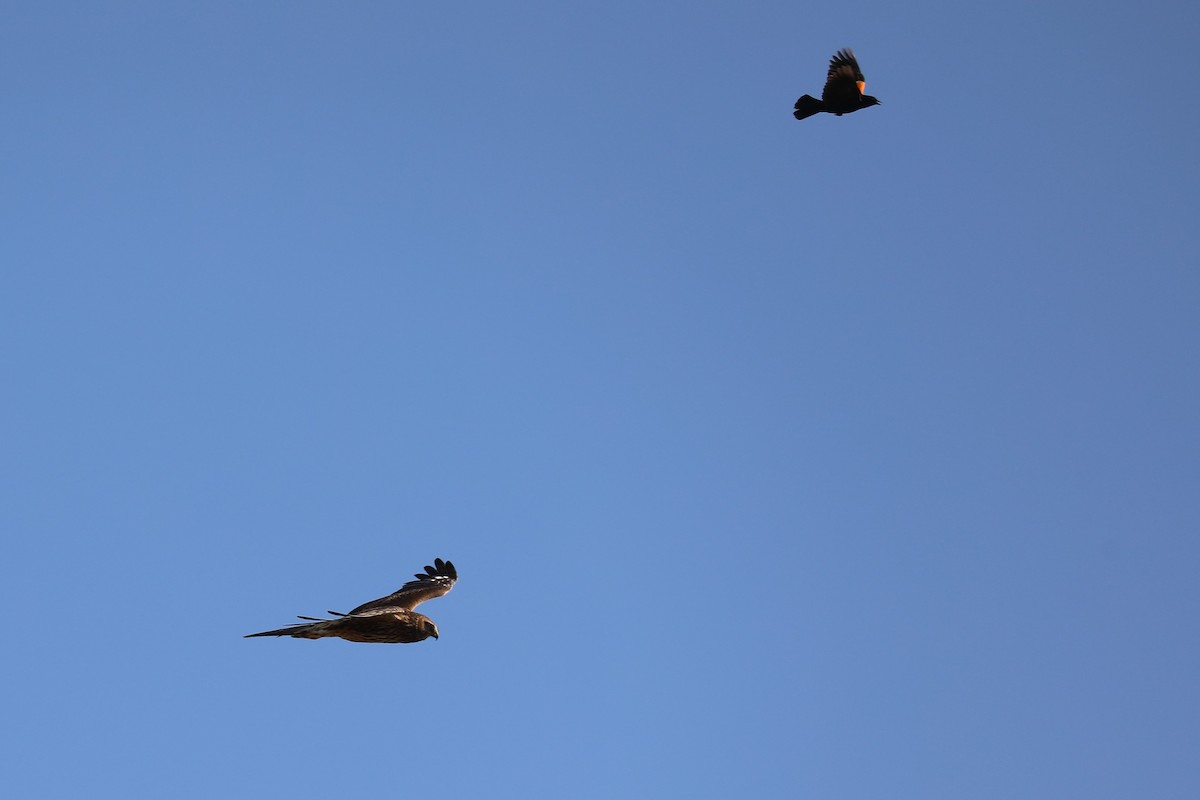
[793,95,824,120]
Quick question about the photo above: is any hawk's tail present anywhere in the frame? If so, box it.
[793,94,824,120]
[244,618,331,639]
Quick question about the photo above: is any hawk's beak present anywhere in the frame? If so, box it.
[431,630,439,639]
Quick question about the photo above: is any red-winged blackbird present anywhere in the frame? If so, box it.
[793,49,881,120]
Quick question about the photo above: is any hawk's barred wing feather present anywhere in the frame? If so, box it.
[347,557,457,614]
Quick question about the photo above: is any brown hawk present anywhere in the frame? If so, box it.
[245,558,457,644]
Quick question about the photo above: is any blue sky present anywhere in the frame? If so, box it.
[3,2,1198,797]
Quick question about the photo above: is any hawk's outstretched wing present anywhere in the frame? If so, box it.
[345,557,457,615]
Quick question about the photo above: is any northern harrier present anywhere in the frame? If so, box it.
[793,49,881,120]
[245,557,457,644]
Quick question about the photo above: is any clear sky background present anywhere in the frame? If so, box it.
[3,2,1198,797]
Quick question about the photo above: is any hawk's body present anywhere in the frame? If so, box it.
[793,49,880,120]
[245,557,457,644]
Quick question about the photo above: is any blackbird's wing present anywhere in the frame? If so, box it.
[347,557,457,614]
[822,49,867,105]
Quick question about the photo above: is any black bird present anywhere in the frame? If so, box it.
[793,49,881,120]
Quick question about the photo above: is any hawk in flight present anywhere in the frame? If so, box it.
[245,557,457,644]
[793,48,881,120]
